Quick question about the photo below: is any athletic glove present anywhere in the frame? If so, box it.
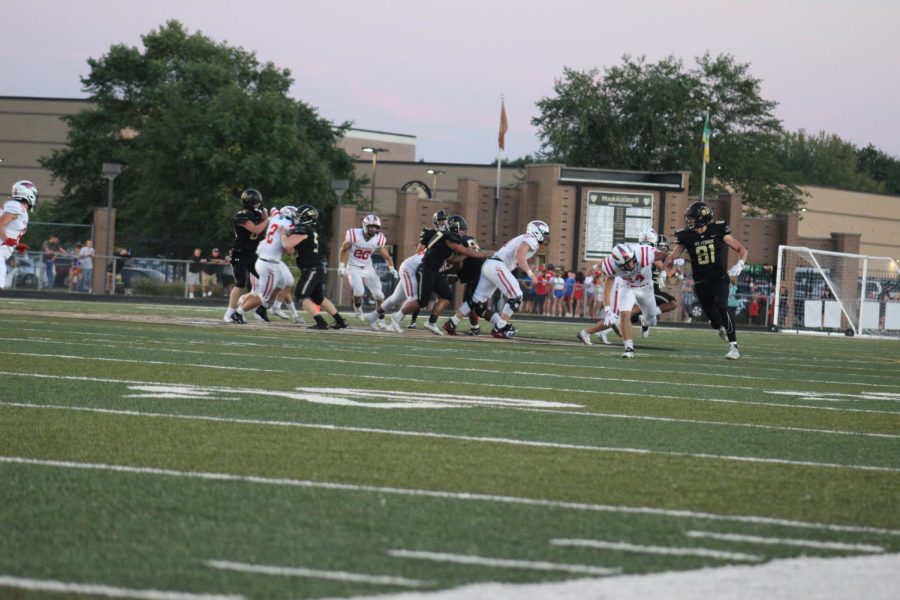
[603,306,618,326]
[388,267,398,278]
[338,263,347,277]
[2,237,17,247]
[727,260,745,277]
[657,270,667,289]
[673,258,685,267]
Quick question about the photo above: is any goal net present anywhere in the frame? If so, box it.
[774,246,900,337]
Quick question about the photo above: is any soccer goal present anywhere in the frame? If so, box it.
[774,246,900,338]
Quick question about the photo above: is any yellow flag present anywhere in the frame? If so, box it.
[498,99,508,151]
[702,112,710,164]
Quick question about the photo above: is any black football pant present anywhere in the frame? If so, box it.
[694,275,736,343]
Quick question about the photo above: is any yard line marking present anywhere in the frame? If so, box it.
[355,375,900,436]
[205,560,430,587]
[550,539,763,562]
[386,550,621,576]
[6,402,900,473]
[0,575,243,599]
[0,352,287,374]
[3,456,899,537]
[684,531,886,553]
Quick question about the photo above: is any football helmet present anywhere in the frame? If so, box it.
[656,234,671,252]
[638,228,658,246]
[684,201,713,230]
[610,243,639,275]
[295,204,319,226]
[526,220,551,245]
[362,214,381,239]
[240,189,263,210]
[279,206,298,222]
[11,180,38,210]
[447,215,467,233]
[432,209,449,231]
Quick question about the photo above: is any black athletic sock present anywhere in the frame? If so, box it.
[428,313,438,325]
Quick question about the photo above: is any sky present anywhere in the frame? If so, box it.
[3,0,899,164]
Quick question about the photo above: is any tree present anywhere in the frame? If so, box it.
[533,54,805,214]
[41,21,359,255]
[857,144,900,195]
[778,130,884,193]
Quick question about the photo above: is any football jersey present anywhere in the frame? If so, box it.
[256,214,293,261]
[2,200,28,242]
[674,221,731,282]
[457,236,485,284]
[233,208,266,252]
[491,233,539,272]
[422,229,465,270]
[293,224,321,268]
[345,228,386,268]
[601,243,655,287]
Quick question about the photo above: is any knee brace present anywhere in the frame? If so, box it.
[472,300,489,317]
[505,296,523,314]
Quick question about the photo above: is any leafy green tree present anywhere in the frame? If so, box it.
[778,130,884,193]
[533,54,805,214]
[857,144,900,195]
[41,20,359,255]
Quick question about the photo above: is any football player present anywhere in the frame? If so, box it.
[442,235,487,335]
[291,205,348,330]
[338,214,397,320]
[663,201,748,360]
[1,180,37,289]
[224,189,269,322]
[470,220,550,339]
[387,214,483,335]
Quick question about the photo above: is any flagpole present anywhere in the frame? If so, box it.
[700,107,710,203]
[494,94,507,246]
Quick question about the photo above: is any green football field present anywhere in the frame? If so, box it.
[1,298,898,599]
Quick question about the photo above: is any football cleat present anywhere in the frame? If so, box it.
[641,325,650,338]
[365,311,381,331]
[443,320,458,335]
[725,344,740,360]
[330,320,349,330]
[388,312,404,333]
[718,327,728,342]
[577,330,593,346]
[407,322,417,329]
[292,315,306,325]
[465,326,481,336]
[272,308,290,319]
[424,322,445,336]
[255,306,270,323]
[596,331,611,345]
[354,306,365,321]
[310,320,329,330]
[491,324,517,339]
[622,347,635,359]
[230,312,246,325]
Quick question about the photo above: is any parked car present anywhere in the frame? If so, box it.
[9,253,39,289]
[121,266,166,287]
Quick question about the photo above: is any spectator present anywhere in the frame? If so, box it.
[41,234,65,288]
[549,268,565,316]
[728,279,740,326]
[187,248,202,298]
[573,271,586,318]
[583,270,596,318]
[563,270,576,317]
[106,247,130,294]
[68,243,84,292]
[200,248,224,297]
[534,267,549,315]
[78,240,95,292]
[220,247,235,296]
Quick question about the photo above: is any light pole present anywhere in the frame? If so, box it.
[101,162,122,294]
[331,179,350,305]
[361,146,388,212]
[425,169,446,200]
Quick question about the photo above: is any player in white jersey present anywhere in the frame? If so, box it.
[338,214,397,320]
[596,242,661,358]
[1,181,38,289]
[231,207,305,323]
[470,220,550,338]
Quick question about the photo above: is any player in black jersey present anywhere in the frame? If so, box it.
[407,209,449,328]
[442,235,487,335]
[224,189,269,323]
[387,215,484,335]
[664,201,748,359]
[290,205,348,330]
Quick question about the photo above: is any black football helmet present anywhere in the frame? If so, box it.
[240,189,263,210]
[295,204,319,226]
[684,201,713,230]
[656,234,671,252]
[447,215,467,233]
[432,209,449,231]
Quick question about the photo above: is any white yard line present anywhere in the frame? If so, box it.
[685,531,885,553]
[550,539,762,561]
[386,550,620,576]
[2,456,899,537]
[205,560,429,587]
[0,351,287,373]
[0,575,242,600]
[5,401,899,473]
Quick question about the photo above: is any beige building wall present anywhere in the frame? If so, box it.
[797,186,899,258]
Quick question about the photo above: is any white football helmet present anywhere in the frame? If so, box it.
[362,214,381,239]
[610,243,639,274]
[638,228,658,246]
[11,180,38,210]
[279,206,298,222]
[526,220,550,245]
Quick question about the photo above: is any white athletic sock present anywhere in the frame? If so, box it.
[287,301,298,317]
[449,316,460,326]
[624,339,634,350]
